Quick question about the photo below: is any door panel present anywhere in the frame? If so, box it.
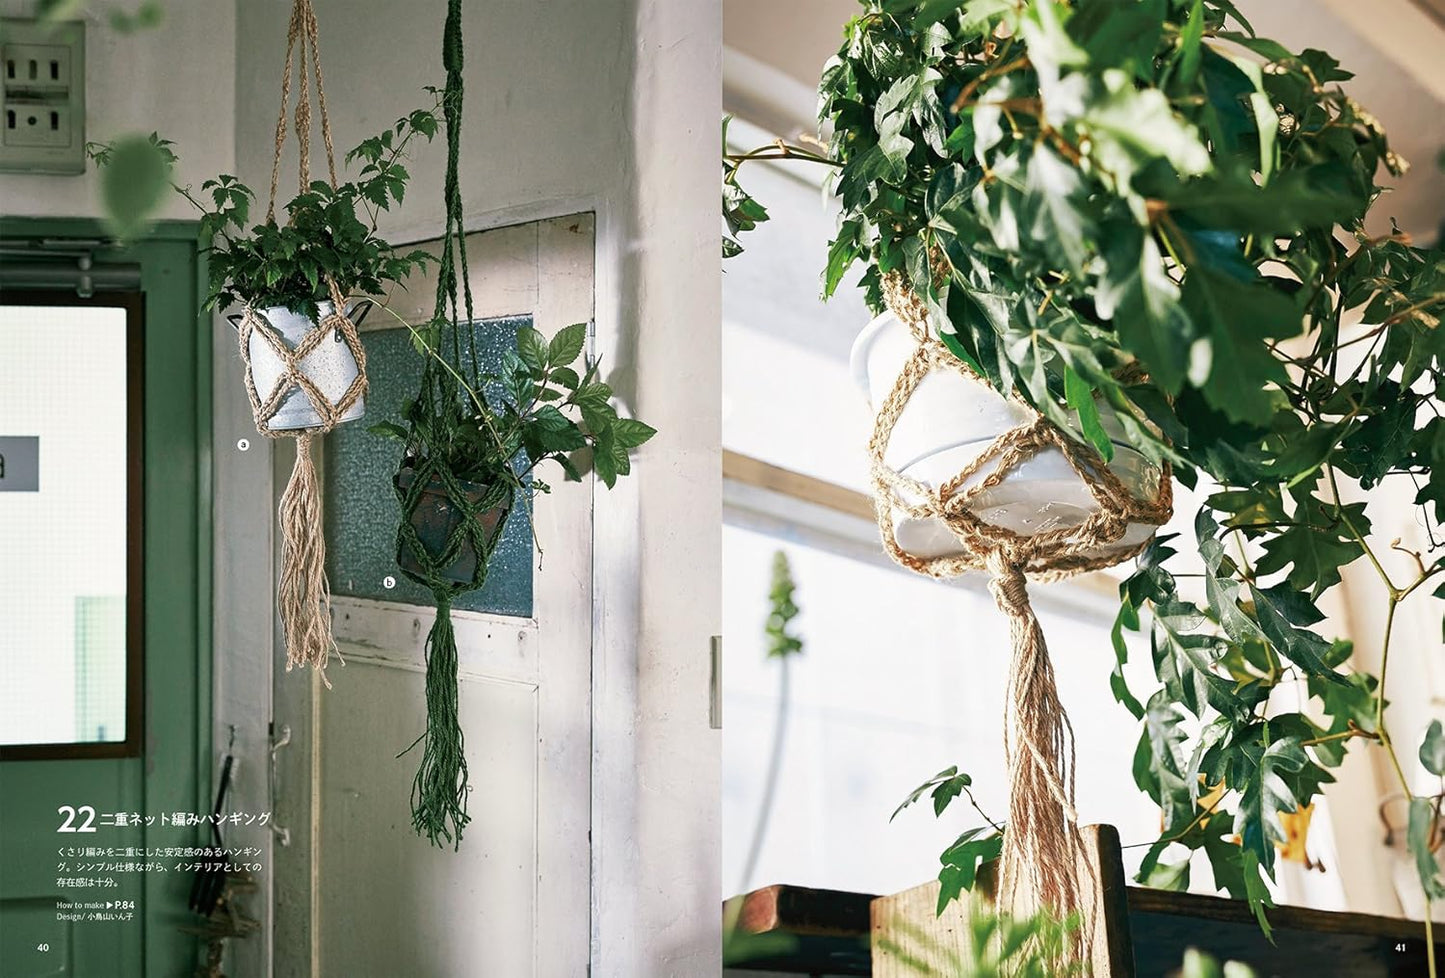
[321,602,539,977]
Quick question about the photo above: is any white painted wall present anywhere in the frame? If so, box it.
[0,0,236,219]
[228,1,722,975]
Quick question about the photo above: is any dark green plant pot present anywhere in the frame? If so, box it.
[394,465,511,585]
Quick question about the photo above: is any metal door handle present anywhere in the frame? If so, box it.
[270,724,292,847]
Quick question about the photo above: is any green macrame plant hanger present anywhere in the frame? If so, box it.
[391,0,506,850]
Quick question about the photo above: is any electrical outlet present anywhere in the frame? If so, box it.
[3,43,71,94]
[5,100,71,148]
[0,19,84,173]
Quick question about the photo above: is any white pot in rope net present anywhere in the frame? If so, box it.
[228,299,372,431]
[850,310,1162,562]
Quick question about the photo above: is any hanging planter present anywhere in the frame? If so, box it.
[227,298,373,432]
[851,307,1160,562]
[393,462,512,585]
[380,0,657,851]
[725,0,1445,967]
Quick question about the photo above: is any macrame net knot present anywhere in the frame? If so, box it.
[237,277,368,437]
[870,271,1174,957]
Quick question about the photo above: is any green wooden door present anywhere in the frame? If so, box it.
[0,220,212,978]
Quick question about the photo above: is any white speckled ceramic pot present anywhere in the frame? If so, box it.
[850,310,1162,561]
[228,300,372,431]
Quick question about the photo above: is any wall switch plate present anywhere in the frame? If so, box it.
[0,19,84,174]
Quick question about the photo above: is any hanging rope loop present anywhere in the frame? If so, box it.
[266,0,339,224]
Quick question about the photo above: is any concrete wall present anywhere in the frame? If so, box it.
[231,0,721,974]
[0,0,236,218]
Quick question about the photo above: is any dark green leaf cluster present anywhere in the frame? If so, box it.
[373,322,656,496]
[1116,513,1380,934]
[90,101,443,319]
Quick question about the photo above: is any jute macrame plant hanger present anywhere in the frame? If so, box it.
[871,272,1173,944]
[235,0,366,686]
[391,0,509,850]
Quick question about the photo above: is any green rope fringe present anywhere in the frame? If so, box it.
[410,597,468,849]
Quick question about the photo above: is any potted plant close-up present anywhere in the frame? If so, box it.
[724,0,1444,972]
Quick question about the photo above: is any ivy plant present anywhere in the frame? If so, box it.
[726,0,1445,957]
[372,319,657,499]
[89,96,442,319]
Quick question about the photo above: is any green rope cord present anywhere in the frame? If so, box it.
[392,0,504,850]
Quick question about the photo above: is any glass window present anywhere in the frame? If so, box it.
[325,316,535,618]
[0,298,139,751]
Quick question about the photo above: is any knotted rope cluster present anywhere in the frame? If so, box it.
[870,272,1173,938]
[237,0,365,684]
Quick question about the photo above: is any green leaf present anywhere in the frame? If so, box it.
[1249,584,1346,682]
[1064,365,1113,462]
[1142,854,1191,891]
[1135,690,1192,829]
[937,827,1004,911]
[99,133,174,241]
[526,405,588,454]
[1421,720,1445,777]
[1239,847,1276,942]
[1180,265,1299,425]
[517,326,548,372]
[1023,145,1091,277]
[1081,69,1211,187]
[892,766,969,821]
[1233,737,1308,872]
[366,421,410,442]
[1096,228,1193,394]
[825,220,864,299]
[547,322,588,367]
[611,417,657,450]
[1253,514,1363,599]
[1408,798,1445,899]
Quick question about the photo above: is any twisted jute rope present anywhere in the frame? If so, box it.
[872,272,1173,951]
[236,0,362,685]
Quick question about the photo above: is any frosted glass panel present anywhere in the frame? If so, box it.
[325,317,534,618]
[0,305,130,746]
